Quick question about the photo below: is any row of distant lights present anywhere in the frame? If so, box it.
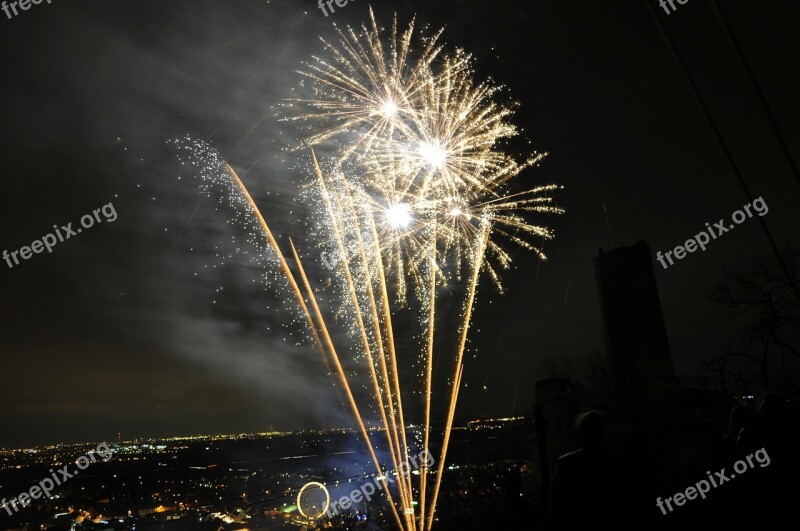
[377,99,453,231]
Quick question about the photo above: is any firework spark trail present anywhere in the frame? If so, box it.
[288,238,408,531]
[336,203,417,531]
[225,163,323,354]
[314,153,416,530]
[222,158,409,529]
[419,228,436,531]
[341,186,418,523]
[339,184,422,517]
[305,154,419,520]
[426,226,489,530]
[360,220,418,529]
[367,209,419,520]
[427,363,465,531]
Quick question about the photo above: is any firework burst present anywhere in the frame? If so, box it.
[284,11,564,531]
[285,9,563,301]
[282,10,565,527]
[181,9,563,531]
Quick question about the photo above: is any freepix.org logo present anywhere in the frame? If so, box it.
[326,449,434,518]
[1,442,112,515]
[2,0,52,21]
[317,0,355,18]
[655,197,768,270]
[656,447,770,515]
[3,202,118,270]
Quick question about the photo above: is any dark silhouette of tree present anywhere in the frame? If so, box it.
[708,247,800,392]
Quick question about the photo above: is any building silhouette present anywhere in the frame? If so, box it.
[593,240,677,418]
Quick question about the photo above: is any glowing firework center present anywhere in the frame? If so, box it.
[384,202,414,230]
[379,98,399,118]
[418,141,447,169]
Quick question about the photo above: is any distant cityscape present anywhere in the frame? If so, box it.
[0,417,533,530]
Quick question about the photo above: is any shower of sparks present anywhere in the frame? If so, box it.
[283,8,563,301]
[179,9,563,531]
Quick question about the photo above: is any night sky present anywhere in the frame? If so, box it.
[1,0,798,448]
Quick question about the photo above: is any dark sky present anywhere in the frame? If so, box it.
[0,0,798,448]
